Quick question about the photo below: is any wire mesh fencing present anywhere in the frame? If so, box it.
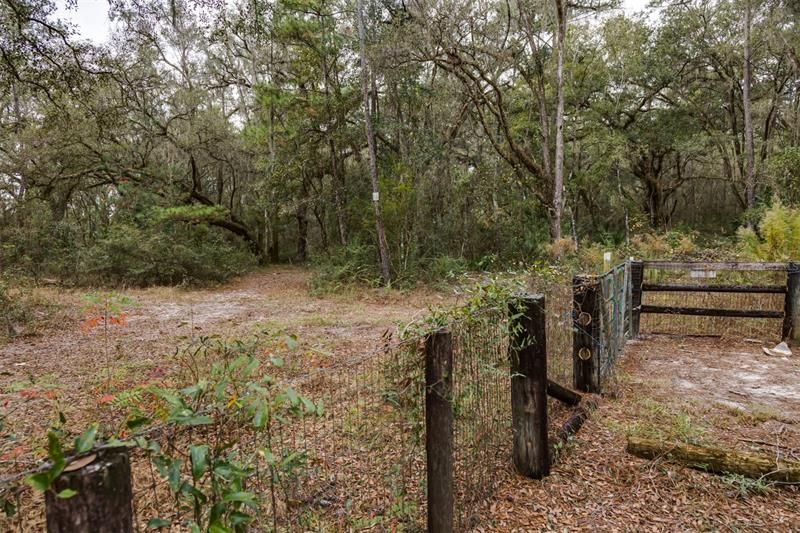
[596,263,632,381]
[449,307,511,530]
[528,273,575,388]
[0,334,430,532]
[0,275,610,532]
[0,295,564,532]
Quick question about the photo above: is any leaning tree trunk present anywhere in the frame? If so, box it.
[356,0,391,285]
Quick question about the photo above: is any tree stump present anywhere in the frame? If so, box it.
[45,449,133,533]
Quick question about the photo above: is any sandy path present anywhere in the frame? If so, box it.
[0,267,449,464]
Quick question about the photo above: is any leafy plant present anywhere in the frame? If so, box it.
[738,200,800,261]
[721,473,773,498]
[80,292,133,390]
[133,336,322,531]
[24,424,98,498]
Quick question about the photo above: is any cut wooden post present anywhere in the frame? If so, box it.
[629,261,644,337]
[573,277,600,393]
[425,330,453,533]
[783,262,800,341]
[509,295,549,479]
[45,449,133,533]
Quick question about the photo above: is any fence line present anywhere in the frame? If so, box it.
[1,296,557,532]
[8,262,702,531]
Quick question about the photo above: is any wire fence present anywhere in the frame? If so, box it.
[1,292,576,532]
[0,332,429,532]
[596,263,632,382]
[449,308,510,530]
[0,269,616,532]
[528,274,574,388]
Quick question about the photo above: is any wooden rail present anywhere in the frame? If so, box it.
[640,305,784,319]
[642,261,789,271]
[630,261,799,340]
[642,283,787,294]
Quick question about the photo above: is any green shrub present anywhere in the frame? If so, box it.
[738,200,800,261]
[414,255,471,286]
[768,147,800,204]
[0,280,30,341]
[310,243,477,293]
[308,244,384,294]
[77,222,255,286]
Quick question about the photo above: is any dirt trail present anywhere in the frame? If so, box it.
[631,334,800,426]
[0,267,449,463]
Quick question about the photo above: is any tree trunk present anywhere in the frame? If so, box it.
[296,182,309,262]
[296,208,308,263]
[319,18,348,248]
[11,81,26,200]
[313,204,329,252]
[551,0,567,241]
[743,0,756,210]
[357,0,391,285]
[269,210,280,263]
[627,437,800,482]
[330,140,348,246]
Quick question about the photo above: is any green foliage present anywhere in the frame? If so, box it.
[0,194,254,287]
[151,205,230,224]
[134,335,320,532]
[77,222,255,286]
[11,333,319,529]
[767,147,800,204]
[0,280,30,342]
[24,431,66,492]
[738,201,800,261]
[721,473,773,499]
[309,244,384,294]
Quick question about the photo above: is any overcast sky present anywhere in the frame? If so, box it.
[55,0,655,44]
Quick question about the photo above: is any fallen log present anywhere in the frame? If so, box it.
[547,379,582,406]
[626,437,800,482]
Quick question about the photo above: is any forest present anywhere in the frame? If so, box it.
[1,0,799,288]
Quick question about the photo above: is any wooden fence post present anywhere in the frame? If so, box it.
[573,277,600,393]
[509,295,549,479]
[630,261,644,338]
[425,330,453,533]
[783,262,800,341]
[45,448,133,533]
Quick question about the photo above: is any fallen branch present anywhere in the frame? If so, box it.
[626,437,800,482]
[737,438,796,452]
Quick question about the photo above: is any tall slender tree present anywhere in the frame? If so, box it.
[356,0,391,285]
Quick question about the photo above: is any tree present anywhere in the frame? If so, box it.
[356,0,391,284]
